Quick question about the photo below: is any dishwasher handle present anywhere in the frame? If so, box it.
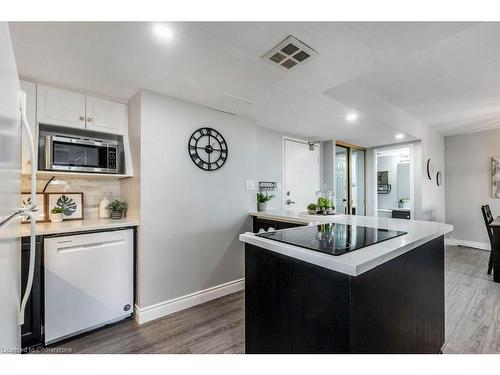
[57,239,126,254]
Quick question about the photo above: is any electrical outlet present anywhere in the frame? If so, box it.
[246,179,255,190]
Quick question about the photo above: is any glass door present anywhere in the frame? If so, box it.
[351,148,365,215]
[335,142,366,215]
[335,145,349,214]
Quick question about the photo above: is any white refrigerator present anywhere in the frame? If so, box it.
[0,22,37,354]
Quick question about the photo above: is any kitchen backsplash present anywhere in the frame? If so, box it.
[22,176,120,219]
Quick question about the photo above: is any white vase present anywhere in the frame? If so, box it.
[257,202,267,212]
[99,197,111,219]
[50,212,63,223]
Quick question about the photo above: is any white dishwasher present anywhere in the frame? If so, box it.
[44,229,134,344]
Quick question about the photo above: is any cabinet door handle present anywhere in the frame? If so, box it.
[79,116,85,121]
[87,117,93,122]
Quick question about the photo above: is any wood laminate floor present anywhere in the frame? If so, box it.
[51,245,500,354]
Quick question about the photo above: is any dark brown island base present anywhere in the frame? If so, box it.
[241,213,453,354]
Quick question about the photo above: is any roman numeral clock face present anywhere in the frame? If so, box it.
[188,127,228,171]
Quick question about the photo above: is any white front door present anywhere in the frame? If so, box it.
[283,139,320,214]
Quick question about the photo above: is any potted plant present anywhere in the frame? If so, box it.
[317,197,332,210]
[307,203,317,215]
[397,198,407,209]
[106,199,128,219]
[256,192,274,212]
[316,196,333,214]
[50,207,64,223]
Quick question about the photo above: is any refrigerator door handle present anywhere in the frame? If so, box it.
[19,211,35,325]
[0,209,26,228]
[0,207,37,229]
[18,91,37,326]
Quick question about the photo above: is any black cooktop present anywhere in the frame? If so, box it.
[256,223,407,256]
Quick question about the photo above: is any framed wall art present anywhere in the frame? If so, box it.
[21,193,47,222]
[47,192,84,220]
[492,157,500,198]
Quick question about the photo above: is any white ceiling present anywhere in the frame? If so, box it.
[9,22,498,146]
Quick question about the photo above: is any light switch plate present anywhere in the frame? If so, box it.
[246,179,255,190]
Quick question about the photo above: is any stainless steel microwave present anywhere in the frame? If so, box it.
[44,135,119,174]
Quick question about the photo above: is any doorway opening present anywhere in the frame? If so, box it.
[283,137,320,214]
[335,141,365,215]
[375,145,414,219]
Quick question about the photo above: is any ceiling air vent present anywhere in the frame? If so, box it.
[262,35,318,71]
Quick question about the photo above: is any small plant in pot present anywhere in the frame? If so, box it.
[256,192,274,212]
[317,197,333,215]
[307,203,317,215]
[397,198,408,209]
[50,207,64,223]
[106,199,128,219]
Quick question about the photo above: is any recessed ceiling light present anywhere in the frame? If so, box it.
[346,113,358,122]
[153,24,174,40]
[395,133,405,140]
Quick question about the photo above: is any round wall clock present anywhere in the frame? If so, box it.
[188,127,228,171]
[426,158,434,180]
[436,171,442,186]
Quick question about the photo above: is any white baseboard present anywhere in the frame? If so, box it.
[445,238,491,251]
[134,278,245,325]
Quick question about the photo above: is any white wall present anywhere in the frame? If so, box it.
[420,128,446,222]
[123,90,288,310]
[255,126,285,210]
[445,128,500,247]
[120,93,141,222]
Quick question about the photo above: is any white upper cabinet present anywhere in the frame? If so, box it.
[20,80,37,174]
[36,84,127,135]
[85,96,126,135]
[37,85,86,129]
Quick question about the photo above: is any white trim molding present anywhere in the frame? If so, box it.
[134,278,245,325]
[445,238,491,251]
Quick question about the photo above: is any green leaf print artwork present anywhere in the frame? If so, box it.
[56,195,77,216]
[21,196,31,208]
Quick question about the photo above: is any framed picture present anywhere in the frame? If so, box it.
[492,157,500,198]
[47,192,84,220]
[21,193,47,222]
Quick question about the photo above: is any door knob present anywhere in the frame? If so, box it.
[286,199,295,205]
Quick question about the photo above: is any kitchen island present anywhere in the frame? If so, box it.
[240,214,453,354]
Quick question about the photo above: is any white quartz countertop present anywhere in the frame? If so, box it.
[21,217,139,237]
[250,209,337,224]
[377,208,411,212]
[241,213,453,276]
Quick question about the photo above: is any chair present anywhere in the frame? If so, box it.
[481,205,495,274]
